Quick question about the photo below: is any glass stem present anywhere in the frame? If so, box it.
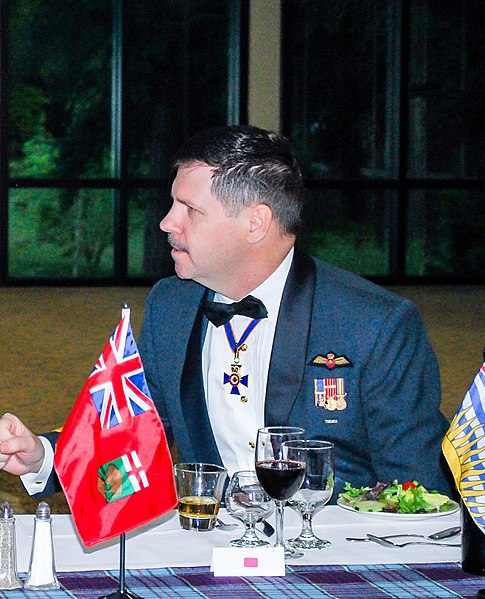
[274,500,285,547]
[242,521,259,542]
[299,511,314,538]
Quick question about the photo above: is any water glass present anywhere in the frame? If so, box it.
[225,470,274,547]
[285,440,334,550]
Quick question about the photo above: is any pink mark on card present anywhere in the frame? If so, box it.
[244,557,259,568]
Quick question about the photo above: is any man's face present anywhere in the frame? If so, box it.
[160,164,249,296]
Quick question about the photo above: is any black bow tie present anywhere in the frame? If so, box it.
[200,295,268,327]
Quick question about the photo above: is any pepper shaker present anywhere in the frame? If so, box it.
[0,501,23,590]
[24,501,60,590]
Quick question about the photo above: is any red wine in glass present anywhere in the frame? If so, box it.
[255,460,306,501]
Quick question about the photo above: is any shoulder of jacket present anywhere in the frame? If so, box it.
[310,254,414,314]
[147,276,206,304]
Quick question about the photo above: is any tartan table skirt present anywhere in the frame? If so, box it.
[1,563,485,599]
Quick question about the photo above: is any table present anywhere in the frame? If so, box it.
[3,506,485,598]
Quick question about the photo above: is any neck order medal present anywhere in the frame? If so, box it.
[223,319,261,396]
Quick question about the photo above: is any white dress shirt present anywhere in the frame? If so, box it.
[22,248,294,494]
[20,435,54,494]
[202,248,293,478]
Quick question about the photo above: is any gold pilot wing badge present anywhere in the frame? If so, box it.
[311,351,352,370]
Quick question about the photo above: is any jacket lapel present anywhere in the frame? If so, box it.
[265,247,316,425]
[180,293,223,466]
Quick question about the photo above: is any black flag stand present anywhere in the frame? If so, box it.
[99,534,142,599]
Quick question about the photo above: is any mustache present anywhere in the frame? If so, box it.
[167,234,188,253]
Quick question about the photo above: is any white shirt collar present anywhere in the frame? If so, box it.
[213,247,294,324]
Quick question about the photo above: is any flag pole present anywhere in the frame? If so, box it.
[99,304,141,599]
[100,534,141,599]
[477,350,485,593]
[119,533,126,594]
[122,303,131,320]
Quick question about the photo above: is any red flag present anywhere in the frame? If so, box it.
[54,309,177,546]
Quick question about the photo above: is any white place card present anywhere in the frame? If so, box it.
[211,547,285,577]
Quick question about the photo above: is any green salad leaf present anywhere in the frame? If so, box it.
[339,479,455,514]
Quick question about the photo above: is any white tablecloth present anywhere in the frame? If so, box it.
[13,505,461,572]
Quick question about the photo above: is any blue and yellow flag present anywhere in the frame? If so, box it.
[442,358,485,533]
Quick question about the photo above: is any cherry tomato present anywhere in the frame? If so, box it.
[402,481,417,490]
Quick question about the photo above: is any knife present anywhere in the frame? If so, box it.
[257,519,275,537]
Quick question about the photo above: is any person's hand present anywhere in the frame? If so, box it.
[0,413,45,475]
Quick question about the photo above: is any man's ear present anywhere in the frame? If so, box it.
[247,204,273,244]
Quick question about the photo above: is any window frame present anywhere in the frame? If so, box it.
[281,0,485,284]
[0,0,248,286]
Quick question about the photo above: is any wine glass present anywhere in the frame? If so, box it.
[285,440,335,550]
[255,426,306,556]
[225,470,275,547]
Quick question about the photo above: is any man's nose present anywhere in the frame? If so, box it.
[160,207,177,233]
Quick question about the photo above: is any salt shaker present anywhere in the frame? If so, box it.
[0,501,23,589]
[24,501,60,590]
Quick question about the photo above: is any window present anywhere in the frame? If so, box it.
[3,0,483,284]
[0,0,246,283]
[283,0,485,281]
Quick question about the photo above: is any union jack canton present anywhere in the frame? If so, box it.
[89,315,155,429]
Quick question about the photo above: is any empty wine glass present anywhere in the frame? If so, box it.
[255,426,306,557]
[285,440,335,550]
[225,470,274,547]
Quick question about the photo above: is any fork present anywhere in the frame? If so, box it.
[216,518,275,537]
[346,525,461,543]
[215,518,239,531]
[366,533,461,548]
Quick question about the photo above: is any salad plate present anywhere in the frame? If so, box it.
[337,497,460,520]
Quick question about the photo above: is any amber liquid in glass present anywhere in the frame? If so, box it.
[178,496,219,531]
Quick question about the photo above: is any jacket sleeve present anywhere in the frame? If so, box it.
[360,299,455,497]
